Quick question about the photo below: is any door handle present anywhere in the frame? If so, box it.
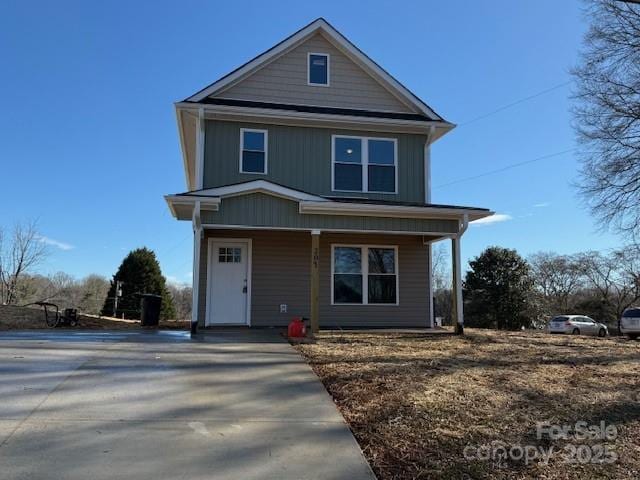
[242,279,247,293]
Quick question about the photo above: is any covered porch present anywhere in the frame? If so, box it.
[165,180,492,334]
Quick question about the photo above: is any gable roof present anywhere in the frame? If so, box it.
[172,180,326,203]
[184,18,447,123]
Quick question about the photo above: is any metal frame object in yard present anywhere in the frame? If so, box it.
[35,302,79,328]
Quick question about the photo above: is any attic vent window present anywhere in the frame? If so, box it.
[308,53,329,86]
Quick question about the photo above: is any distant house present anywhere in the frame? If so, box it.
[165,18,492,332]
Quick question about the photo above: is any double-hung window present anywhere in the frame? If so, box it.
[332,245,398,305]
[240,128,267,174]
[332,135,397,193]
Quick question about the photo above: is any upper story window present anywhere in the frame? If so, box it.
[332,135,397,194]
[308,53,329,86]
[240,128,267,174]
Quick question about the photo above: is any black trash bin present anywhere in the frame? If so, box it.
[140,294,162,327]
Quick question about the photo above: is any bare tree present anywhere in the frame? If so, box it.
[431,243,452,325]
[576,249,640,330]
[432,243,451,290]
[529,252,584,314]
[0,222,49,305]
[572,0,640,234]
[13,272,110,314]
[78,275,110,315]
[166,283,192,320]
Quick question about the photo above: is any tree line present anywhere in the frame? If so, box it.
[434,245,640,331]
[0,222,192,320]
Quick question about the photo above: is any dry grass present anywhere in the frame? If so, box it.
[0,305,188,330]
[296,329,640,479]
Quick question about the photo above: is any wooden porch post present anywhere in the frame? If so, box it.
[310,230,321,334]
[310,230,320,333]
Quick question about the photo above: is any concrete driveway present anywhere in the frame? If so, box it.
[0,330,375,480]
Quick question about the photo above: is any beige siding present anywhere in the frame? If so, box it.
[214,33,415,113]
[197,229,431,328]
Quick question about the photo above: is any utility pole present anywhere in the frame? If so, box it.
[113,280,123,317]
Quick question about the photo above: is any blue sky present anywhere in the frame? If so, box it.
[0,0,621,284]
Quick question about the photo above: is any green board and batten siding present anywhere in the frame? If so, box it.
[200,193,460,234]
[203,120,429,203]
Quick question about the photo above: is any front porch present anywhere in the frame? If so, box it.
[195,229,435,330]
[165,180,492,333]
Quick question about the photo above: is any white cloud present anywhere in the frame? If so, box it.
[533,202,550,208]
[166,275,191,287]
[471,213,513,227]
[36,235,75,251]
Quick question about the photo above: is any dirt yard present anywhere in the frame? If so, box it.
[0,305,188,330]
[296,329,640,480]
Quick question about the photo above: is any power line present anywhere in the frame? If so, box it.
[433,148,577,189]
[458,80,572,127]
[156,232,191,257]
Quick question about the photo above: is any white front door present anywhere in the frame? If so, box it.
[207,240,250,325]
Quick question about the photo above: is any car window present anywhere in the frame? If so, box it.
[551,316,568,322]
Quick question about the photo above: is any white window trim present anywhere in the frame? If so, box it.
[331,135,398,194]
[307,52,330,87]
[330,244,399,306]
[239,128,268,174]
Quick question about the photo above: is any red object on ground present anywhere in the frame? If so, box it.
[288,317,306,338]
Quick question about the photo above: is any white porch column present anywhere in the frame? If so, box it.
[191,201,202,335]
[452,214,469,335]
[451,236,463,334]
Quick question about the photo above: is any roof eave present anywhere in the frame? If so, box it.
[175,101,453,137]
[299,200,493,221]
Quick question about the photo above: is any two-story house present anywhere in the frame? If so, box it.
[165,18,492,334]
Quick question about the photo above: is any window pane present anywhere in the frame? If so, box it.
[334,137,362,163]
[335,163,362,191]
[334,274,363,303]
[368,248,395,274]
[368,165,395,192]
[242,151,265,173]
[309,54,328,85]
[243,131,264,151]
[368,140,395,165]
[334,247,361,273]
[368,275,397,304]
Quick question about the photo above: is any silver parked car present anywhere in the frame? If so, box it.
[548,315,608,337]
[620,307,640,340]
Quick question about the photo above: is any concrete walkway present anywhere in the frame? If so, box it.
[0,330,375,480]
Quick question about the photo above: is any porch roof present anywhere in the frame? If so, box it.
[165,180,493,233]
